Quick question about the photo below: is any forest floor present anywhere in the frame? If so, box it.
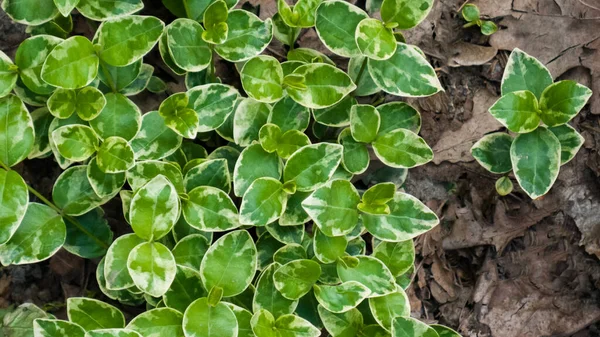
[1,0,600,336]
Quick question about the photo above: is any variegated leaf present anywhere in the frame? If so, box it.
[76,86,106,121]
[52,124,99,162]
[241,56,284,103]
[188,83,239,132]
[0,51,17,98]
[130,175,179,240]
[34,319,85,337]
[273,244,306,265]
[337,255,396,297]
[130,111,182,161]
[488,90,540,133]
[127,160,184,194]
[495,176,513,196]
[165,19,212,72]
[0,95,35,167]
[233,98,271,146]
[471,133,513,174]
[501,48,553,99]
[0,169,28,245]
[127,241,176,297]
[87,157,126,198]
[28,107,53,159]
[182,186,240,231]
[369,286,410,330]
[278,0,322,28]
[120,63,154,96]
[287,48,334,65]
[126,308,184,337]
[104,234,145,290]
[183,298,238,337]
[269,96,310,132]
[355,18,396,60]
[2,0,58,25]
[549,124,584,165]
[64,208,113,259]
[338,128,369,175]
[280,191,311,226]
[314,1,368,57]
[372,129,433,168]
[42,36,99,89]
[76,0,143,21]
[240,177,288,226]
[253,263,298,318]
[96,137,135,173]
[251,309,321,337]
[53,165,112,216]
[90,93,142,141]
[391,317,438,337]
[377,101,421,134]
[265,222,304,245]
[348,56,379,97]
[67,297,125,331]
[313,95,357,127]
[283,143,343,192]
[163,265,207,313]
[318,305,363,337]
[158,92,199,139]
[53,0,79,17]
[97,59,144,92]
[184,159,230,193]
[313,227,347,264]
[314,281,370,313]
[372,240,414,277]
[215,10,273,62]
[15,35,63,95]
[85,329,143,337]
[225,304,254,337]
[172,234,210,269]
[380,0,434,29]
[539,80,592,126]
[350,104,380,143]
[273,259,321,300]
[286,64,356,109]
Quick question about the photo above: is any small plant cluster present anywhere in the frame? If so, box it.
[472,49,592,198]
[0,0,463,336]
[461,3,497,36]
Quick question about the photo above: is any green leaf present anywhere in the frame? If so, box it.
[64,208,113,259]
[539,80,592,126]
[1,0,58,25]
[0,169,28,245]
[313,95,357,127]
[489,90,540,133]
[319,305,363,337]
[159,92,199,139]
[470,133,514,176]
[273,259,321,300]
[266,222,304,245]
[273,244,307,265]
[202,1,229,44]
[355,18,396,60]
[119,63,154,96]
[284,143,343,192]
[52,125,99,162]
[372,129,433,168]
[302,179,360,237]
[127,241,177,297]
[350,105,380,143]
[159,32,186,76]
[165,18,212,72]
[348,56,379,97]
[0,95,34,167]
[28,14,73,39]
[253,263,298,318]
[362,192,438,242]
[41,36,98,90]
[241,56,284,103]
[76,0,143,21]
[172,234,210,269]
[495,176,513,196]
[372,240,414,277]
[0,52,17,98]
[369,286,409,330]
[225,304,254,337]
[200,230,257,296]
[313,227,347,264]
[391,317,438,337]
[99,59,142,92]
[368,43,442,97]
[96,137,135,173]
[183,186,240,231]
[2,303,53,337]
[53,0,79,16]
[377,101,421,134]
[87,157,126,198]
[131,111,182,161]
[430,324,461,337]
[184,159,230,193]
[215,10,273,62]
[280,191,311,226]
[259,123,281,153]
[272,13,300,46]
[240,178,287,226]
[380,0,433,29]
[278,0,322,28]
[85,329,143,337]
[104,234,145,290]
[0,203,65,265]
[502,48,553,99]
[127,160,184,194]
[549,124,584,165]
[34,319,85,337]
[286,64,356,109]
[164,265,207,313]
[130,175,180,240]
[510,126,561,199]
[337,256,395,297]
[233,98,271,147]
[361,183,395,208]
[126,308,184,337]
[147,76,167,93]
[90,93,142,141]
[269,96,310,132]
[183,298,237,337]
[314,1,368,57]
[287,48,334,65]
[29,107,54,159]
[13,77,51,107]
[461,4,480,21]
[75,86,106,121]
[15,35,63,96]
[251,310,321,337]
[67,297,124,331]
[188,83,239,132]
[338,128,369,175]
[314,281,370,313]
[480,20,497,35]
[53,165,111,216]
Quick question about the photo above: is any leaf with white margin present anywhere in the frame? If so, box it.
[131,111,182,161]
[470,133,513,174]
[337,256,396,297]
[284,143,343,192]
[501,48,553,100]
[98,15,164,67]
[172,213,213,243]
[273,13,300,46]
[126,308,184,337]
[215,10,273,62]
[29,14,72,39]
[273,259,321,300]
[278,0,322,28]
[0,202,65,265]
[1,0,58,25]
[377,101,421,134]
[269,96,310,132]
[41,36,99,90]
[3,303,53,337]
[539,80,592,126]
[368,286,410,330]
[314,281,371,313]
[183,186,240,232]
[314,1,368,57]
[368,43,442,97]
[53,165,112,216]
[302,179,360,237]
[97,260,145,306]
[372,129,433,168]
[313,227,347,264]
[355,18,396,60]
[67,297,125,331]
[318,305,363,337]
[28,107,54,159]
[350,104,380,143]
[549,124,584,165]
[286,64,356,109]
[338,128,369,175]
[254,263,299,317]
[488,90,540,133]
[52,124,99,162]
[256,233,284,271]
[0,95,35,167]
[96,137,135,173]
[127,241,176,297]
[0,51,17,98]
[54,0,80,17]
[159,32,186,76]
[76,86,106,121]
[360,325,391,337]
[85,329,143,337]
[251,309,321,337]
[361,182,395,211]
[188,83,239,132]
[510,126,561,199]
[13,77,51,107]
[87,157,126,198]
[380,0,434,29]
[372,240,414,277]
[183,298,237,337]
[104,234,145,290]
[233,98,271,147]
[273,244,306,265]
[119,63,154,96]
[430,324,462,337]
[172,234,210,269]
[33,319,85,337]
[241,56,284,103]
[313,95,357,127]
[348,56,379,97]
[90,93,142,141]
[163,265,207,313]
[287,48,334,65]
[265,222,304,245]
[184,159,230,193]
[63,208,112,259]
[15,35,63,96]
[202,1,229,44]
[362,192,438,242]
[224,304,254,337]
[130,175,179,241]
[391,316,438,337]
[165,19,212,72]
[158,92,199,139]
[495,176,513,196]
[240,177,288,226]
[76,0,143,21]
[280,191,311,226]
[126,160,184,194]
[0,169,28,245]
[200,230,256,296]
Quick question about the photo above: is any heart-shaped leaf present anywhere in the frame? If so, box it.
[215,10,273,62]
[273,259,321,300]
[337,256,396,297]
[165,18,212,72]
[183,298,238,337]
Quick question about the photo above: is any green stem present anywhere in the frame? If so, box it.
[99,60,117,92]
[288,29,296,51]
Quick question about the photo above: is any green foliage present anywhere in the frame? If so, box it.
[472,49,592,198]
[461,3,497,36]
